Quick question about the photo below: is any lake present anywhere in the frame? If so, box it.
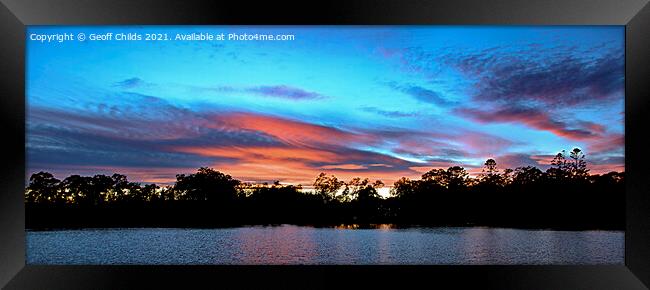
[26,225,624,264]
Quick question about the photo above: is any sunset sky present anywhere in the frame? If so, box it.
[26,26,624,186]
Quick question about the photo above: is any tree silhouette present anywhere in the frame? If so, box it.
[568,148,589,179]
[60,175,93,205]
[160,186,176,201]
[478,159,503,186]
[421,168,449,187]
[139,183,159,202]
[484,159,498,174]
[342,177,383,201]
[547,150,570,180]
[313,172,345,202]
[390,177,418,198]
[446,166,469,190]
[110,173,130,202]
[512,166,544,185]
[25,171,61,203]
[174,167,241,202]
[88,175,114,206]
[24,149,625,230]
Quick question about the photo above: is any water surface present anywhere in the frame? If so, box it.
[26,226,624,264]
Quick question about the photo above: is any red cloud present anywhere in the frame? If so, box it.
[175,146,344,164]
[456,107,600,141]
[588,133,624,154]
[588,163,625,175]
[170,112,423,185]
[209,112,368,147]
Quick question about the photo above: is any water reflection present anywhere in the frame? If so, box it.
[334,224,396,230]
[234,225,317,264]
[26,226,624,265]
[460,227,491,264]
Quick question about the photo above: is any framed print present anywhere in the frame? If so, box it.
[1,0,649,289]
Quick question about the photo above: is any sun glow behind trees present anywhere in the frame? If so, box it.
[25,147,624,230]
[26,147,622,204]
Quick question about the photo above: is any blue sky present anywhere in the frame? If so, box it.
[26,26,625,185]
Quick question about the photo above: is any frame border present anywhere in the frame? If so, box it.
[1,0,649,289]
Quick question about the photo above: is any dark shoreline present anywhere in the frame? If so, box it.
[24,166,625,233]
[25,225,625,232]
[25,203,624,232]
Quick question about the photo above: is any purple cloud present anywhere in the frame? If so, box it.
[386,82,454,107]
[455,106,601,141]
[385,44,623,108]
[209,85,328,100]
[495,153,548,170]
[442,46,624,107]
[26,94,285,172]
[247,85,326,100]
[113,77,145,89]
[360,106,418,118]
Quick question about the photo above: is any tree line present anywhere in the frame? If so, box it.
[25,148,624,230]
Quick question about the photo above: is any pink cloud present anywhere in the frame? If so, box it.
[456,107,601,141]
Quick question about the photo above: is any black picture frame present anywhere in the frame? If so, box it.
[1,0,649,289]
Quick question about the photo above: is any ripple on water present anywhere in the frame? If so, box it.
[26,226,624,265]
